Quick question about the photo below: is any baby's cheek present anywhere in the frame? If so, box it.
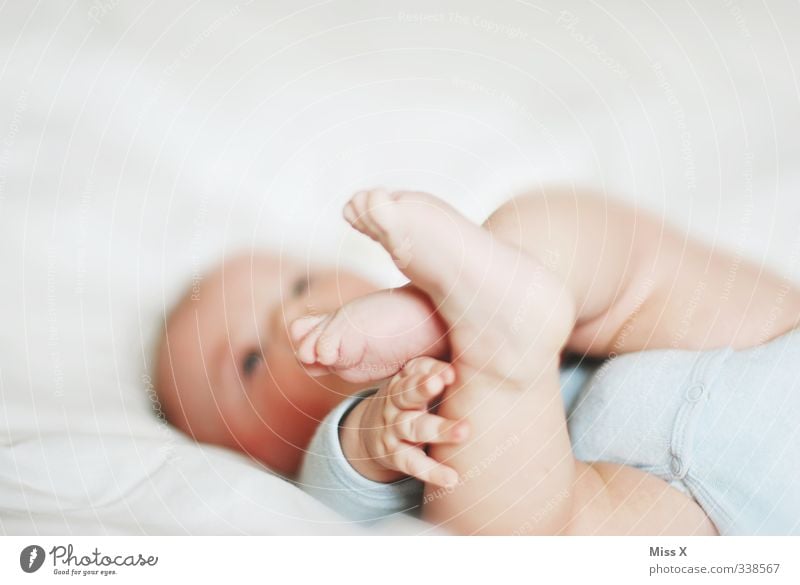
[229,391,310,476]
[268,353,328,411]
[241,356,343,470]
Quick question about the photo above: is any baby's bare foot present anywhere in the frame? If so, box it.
[291,286,448,383]
[343,189,575,382]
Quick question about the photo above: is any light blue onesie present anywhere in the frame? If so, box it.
[298,327,800,534]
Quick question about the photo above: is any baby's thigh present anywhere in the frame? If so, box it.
[568,461,717,535]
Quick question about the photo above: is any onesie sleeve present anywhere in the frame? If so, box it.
[297,389,424,523]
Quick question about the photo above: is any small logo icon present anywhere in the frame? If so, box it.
[20,545,46,573]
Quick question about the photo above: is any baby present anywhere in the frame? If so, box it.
[156,187,800,534]
[155,250,374,476]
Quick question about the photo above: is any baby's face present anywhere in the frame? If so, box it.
[156,252,376,476]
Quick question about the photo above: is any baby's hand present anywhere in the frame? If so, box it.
[340,356,468,488]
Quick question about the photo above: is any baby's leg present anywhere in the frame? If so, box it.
[291,189,570,384]
[343,189,716,535]
[483,189,800,356]
[342,189,579,534]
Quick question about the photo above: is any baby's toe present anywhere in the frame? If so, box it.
[345,190,374,234]
[295,317,329,364]
[302,364,332,377]
[315,333,341,366]
[290,314,326,344]
[295,337,318,364]
[346,188,394,240]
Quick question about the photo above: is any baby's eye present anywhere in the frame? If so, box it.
[241,350,263,377]
[291,276,310,297]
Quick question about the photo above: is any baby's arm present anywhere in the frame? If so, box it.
[297,389,423,522]
[485,189,800,355]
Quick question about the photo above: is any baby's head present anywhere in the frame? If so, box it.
[154,251,376,476]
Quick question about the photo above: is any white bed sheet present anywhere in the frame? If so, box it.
[1,0,799,534]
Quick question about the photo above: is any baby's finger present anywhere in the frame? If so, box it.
[408,358,456,390]
[395,411,469,444]
[393,447,459,489]
[405,356,455,380]
[391,370,451,409]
